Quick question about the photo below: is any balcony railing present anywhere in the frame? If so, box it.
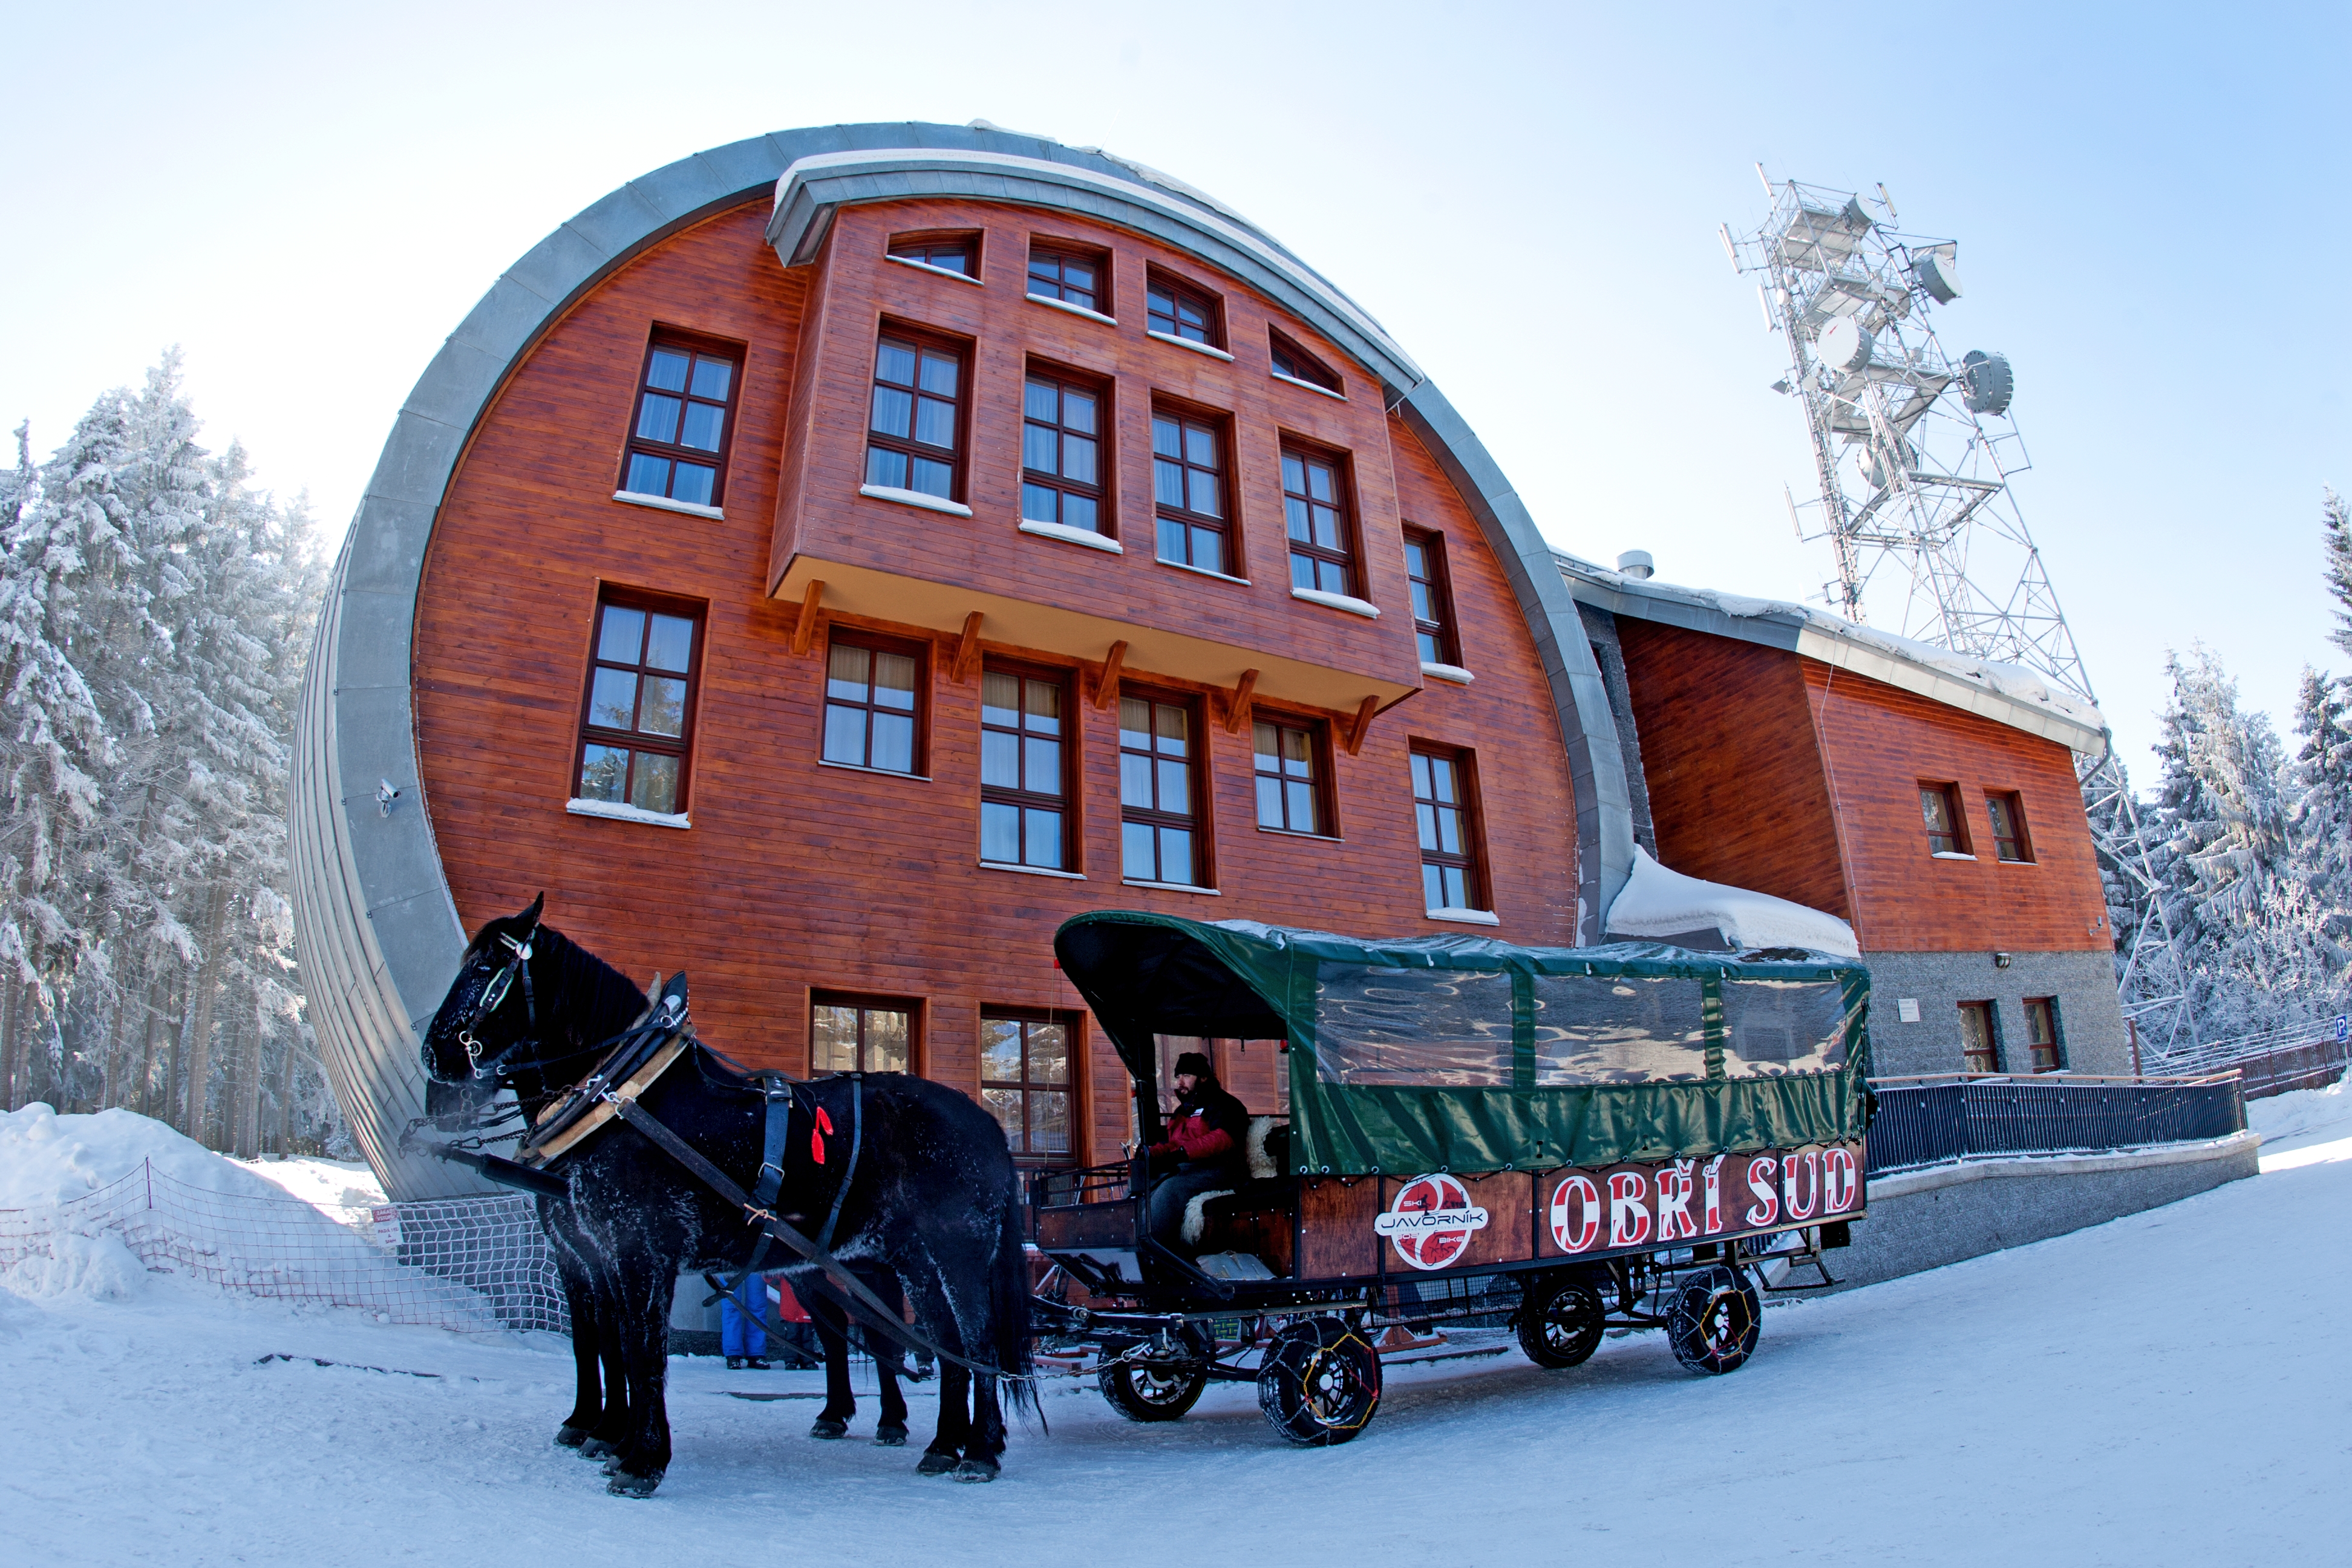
[1863,1073,2247,1176]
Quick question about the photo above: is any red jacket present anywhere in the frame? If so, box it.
[1151,1082,1250,1168]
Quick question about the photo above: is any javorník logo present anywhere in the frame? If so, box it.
[1373,1174,1489,1270]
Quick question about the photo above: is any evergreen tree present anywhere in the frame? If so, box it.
[2322,489,2351,660]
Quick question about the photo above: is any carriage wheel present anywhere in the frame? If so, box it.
[1099,1356,1209,1422]
[1667,1264,1762,1375]
[1516,1276,1606,1369]
[1256,1316,1382,1447]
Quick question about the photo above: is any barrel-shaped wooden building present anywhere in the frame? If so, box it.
[292,123,2123,1200]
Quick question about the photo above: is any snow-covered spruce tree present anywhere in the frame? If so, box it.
[2322,489,2351,661]
[2284,667,2352,1005]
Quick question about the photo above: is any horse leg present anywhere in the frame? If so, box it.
[604,1255,676,1498]
[809,1286,854,1439]
[555,1268,602,1449]
[965,1375,1007,1480]
[575,1249,633,1461]
[918,1362,972,1476]
[869,1270,909,1448]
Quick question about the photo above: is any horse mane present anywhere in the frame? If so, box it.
[535,923,652,1056]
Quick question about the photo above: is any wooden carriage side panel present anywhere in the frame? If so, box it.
[1297,1177,1381,1279]
[1373,1170,1532,1272]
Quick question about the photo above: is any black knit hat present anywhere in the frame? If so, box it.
[1172,1051,1214,1080]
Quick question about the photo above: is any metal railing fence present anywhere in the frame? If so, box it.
[1863,1073,2247,1176]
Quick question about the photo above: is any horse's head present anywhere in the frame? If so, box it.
[421,892,546,1088]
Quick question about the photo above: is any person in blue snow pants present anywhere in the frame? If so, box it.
[720,1273,770,1369]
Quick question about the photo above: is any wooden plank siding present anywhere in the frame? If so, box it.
[1616,618,2107,954]
[411,195,1583,1168]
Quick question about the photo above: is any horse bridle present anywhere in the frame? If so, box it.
[458,926,540,1082]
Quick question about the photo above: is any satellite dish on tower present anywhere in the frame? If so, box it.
[1817,317,1872,371]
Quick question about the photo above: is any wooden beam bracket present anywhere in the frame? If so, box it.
[789,580,826,657]
[1220,669,1259,734]
[951,611,985,684]
[1092,639,1128,710]
[1344,694,1382,756]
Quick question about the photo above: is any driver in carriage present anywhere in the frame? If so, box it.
[1144,1051,1252,1255]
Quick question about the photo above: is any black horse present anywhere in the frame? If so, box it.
[419,897,1031,1494]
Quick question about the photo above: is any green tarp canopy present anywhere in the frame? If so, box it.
[1053,911,1873,1177]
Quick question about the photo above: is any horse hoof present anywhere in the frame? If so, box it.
[580,1437,616,1460]
[953,1459,1001,1483]
[554,1425,589,1449]
[809,1417,849,1440]
[875,1422,909,1447]
[606,1470,663,1499]
[916,1451,961,1476]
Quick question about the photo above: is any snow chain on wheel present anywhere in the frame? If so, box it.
[1517,1275,1606,1369]
[1256,1315,1382,1446]
[1099,1357,1210,1422]
[1667,1264,1762,1375]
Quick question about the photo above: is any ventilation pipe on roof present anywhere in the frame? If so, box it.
[1617,550,1655,580]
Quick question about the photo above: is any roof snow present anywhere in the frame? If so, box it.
[1604,847,1860,958]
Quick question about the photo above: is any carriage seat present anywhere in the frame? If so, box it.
[1178,1117,1292,1248]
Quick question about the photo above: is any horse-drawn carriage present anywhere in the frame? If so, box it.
[1032,912,1874,1445]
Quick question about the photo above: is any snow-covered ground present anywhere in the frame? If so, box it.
[3,1086,2347,1567]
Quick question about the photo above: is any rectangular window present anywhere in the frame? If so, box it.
[1411,745,1486,913]
[1026,244,1105,315]
[576,593,702,815]
[2024,997,2063,1072]
[865,329,965,502]
[1146,272,1220,347]
[888,231,978,275]
[1252,717,1326,835]
[810,992,916,1075]
[1281,445,1356,596]
[981,665,1071,871]
[1151,410,1230,575]
[1987,792,2034,863]
[981,1009,1077,1165]
[1021,370,1107,535]
[1958,1000,2001,1074]
[1120,693,1202,886]
[1404,528,1460,667]
[822,632,924,774]
[1921,782,1967,855]
[1268,328,1342,394]
[621,339,739,508]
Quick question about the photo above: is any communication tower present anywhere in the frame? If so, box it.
[1726,171,2195,1053]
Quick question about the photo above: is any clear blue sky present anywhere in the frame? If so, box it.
[5,1,2344,780]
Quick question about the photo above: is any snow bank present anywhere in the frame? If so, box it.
[3,1229,146,1301]
[0,1102,291,1209]
[234,1157,386,1215]
[2248,1067,2352,1146]
[1605,846,1860,957]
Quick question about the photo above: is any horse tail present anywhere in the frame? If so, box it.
[993,1166,1042,1429]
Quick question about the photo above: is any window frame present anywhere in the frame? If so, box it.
[979,1006,1083,1168]
[886,229,982,278]
[808,990,922,1076]
[863,324,972,505]
[2023,997,2063,1073]
[618,333,743,509]
[1279,440,1361,599]
[1019,362,1114,538]
[1410,742,1489,915]
[979,659,1077,873]
[1250,710,1335,838]
[820,627,930,777]
[1986,791,2035,863]
[1145,268,1224,348]
[1920,780,1970,856]
[1149,402,1237,577]
[1403,526,1463,668]
[573,588,707,816]
[1025,240,1110,316]
[1119,687,1212,888]
[1958,1000,2001,1074]
[1267,327,1344,394]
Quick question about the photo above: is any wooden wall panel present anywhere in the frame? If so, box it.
[1801,658,2109,953]
[1616,619,1852,918]
[413,195,1584,1168]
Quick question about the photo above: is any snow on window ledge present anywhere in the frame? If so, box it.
[1421,661,1475,685]
[980,860,1086,880]
[566,797,690,829]
[1148,330,1235,362]
[859,485,974,518]
[1930,851,1978,861]
[1270,370,1346,401]
[1292,587,1380,619]
[1123,879,1222,896]
[1426,906,1500,926]
[1019,518,1123,554]
[1159,558,1251,587]
[884,253,985,287]
[1027,293,1118,327]
[613,490,724,521]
